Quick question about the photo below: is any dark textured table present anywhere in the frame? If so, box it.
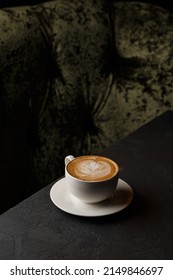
[0,110,173,260]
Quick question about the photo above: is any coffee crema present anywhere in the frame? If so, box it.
[67,155,118,181]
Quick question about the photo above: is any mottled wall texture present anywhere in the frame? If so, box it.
[0,0,173,212]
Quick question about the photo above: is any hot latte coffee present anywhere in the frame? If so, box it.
[67,155,118,181]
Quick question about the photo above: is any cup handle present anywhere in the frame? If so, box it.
[65,155,75,167]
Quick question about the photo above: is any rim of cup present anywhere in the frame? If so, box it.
[65,155,119,183]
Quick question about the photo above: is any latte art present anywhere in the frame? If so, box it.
[79,160,111,179]
[67,155,118,181]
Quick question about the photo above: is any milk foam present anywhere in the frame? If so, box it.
[76,159,111,180]
[67,156,118,181]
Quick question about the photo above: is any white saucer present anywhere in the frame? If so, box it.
[50,178,133,217]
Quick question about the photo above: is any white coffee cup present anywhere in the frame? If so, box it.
[65,155,119,204]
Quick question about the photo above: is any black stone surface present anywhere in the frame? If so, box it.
[0,110,173,260]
